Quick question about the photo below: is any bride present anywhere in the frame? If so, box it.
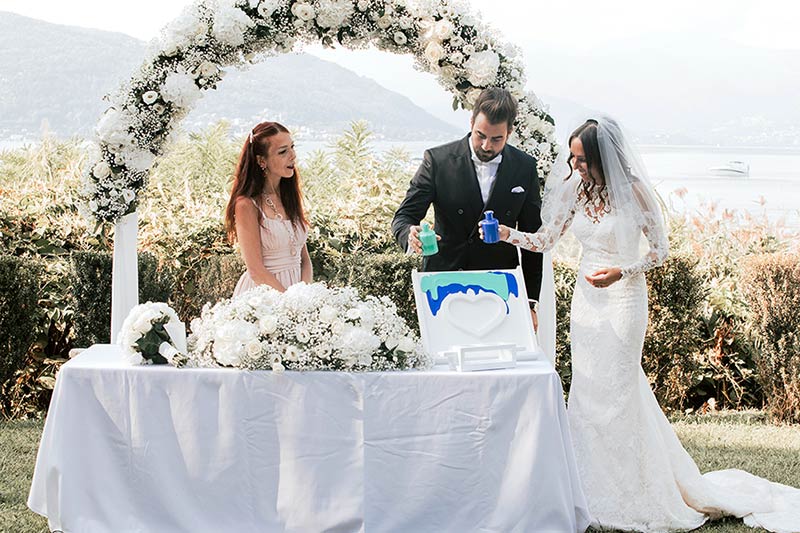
[483,116,800,532]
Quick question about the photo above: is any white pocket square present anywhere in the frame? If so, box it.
[511,186,525,193]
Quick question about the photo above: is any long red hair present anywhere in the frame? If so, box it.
[224,121,308,243]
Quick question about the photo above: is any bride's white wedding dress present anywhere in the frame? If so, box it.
[507,183,800,533]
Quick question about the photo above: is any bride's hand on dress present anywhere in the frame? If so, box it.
[585,267,622,288]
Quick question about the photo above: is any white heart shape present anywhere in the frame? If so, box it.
[443,291,507,338]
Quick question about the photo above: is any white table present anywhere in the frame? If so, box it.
[28,344,590,533]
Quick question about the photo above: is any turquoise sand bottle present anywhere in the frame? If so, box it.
[480,211,500,243]
[419,222,439,256]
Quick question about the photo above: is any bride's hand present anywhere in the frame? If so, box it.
[478,224,511,242]
[585,267,622,288]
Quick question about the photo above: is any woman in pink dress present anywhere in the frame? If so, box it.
[224,121,312,296]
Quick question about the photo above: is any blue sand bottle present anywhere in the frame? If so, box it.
[480,211,500,243]
[419,222,439,256]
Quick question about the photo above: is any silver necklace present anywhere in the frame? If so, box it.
[262,193,299,256]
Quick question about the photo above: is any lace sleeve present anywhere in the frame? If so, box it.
[504,205,575,253]
[620,182,669,278]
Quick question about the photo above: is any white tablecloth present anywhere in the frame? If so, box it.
[29,345,590,533]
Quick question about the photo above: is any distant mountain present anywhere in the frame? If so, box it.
[0,11,459,141]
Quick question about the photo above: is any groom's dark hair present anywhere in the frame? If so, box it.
[472,88,518,130]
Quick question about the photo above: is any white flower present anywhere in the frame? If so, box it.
[96,108,134,148]
[92,161,112,179]
[393,31,407,45]
[463,44,476,56]
[284,345,300,362]
[142,91,159,105]
[121,189,135,203]
[377,14,392,29]
[398,16,413,30]
[397,336,416,353]
[424,41,444,66]
[160,72,201,109]
[463,49,500,86]
[384,337,400,350]
[121,148,155,172]
[316,0,353,28]
[291,3,315,21]
[245,339,262,357]
[295,325,311,343]
[346,308,361,320]
[319,305,338,324]
[259,315,278,334]
[161,8,207,56]
[152,103,166,114]
[465,87,482,107]
[356,0,369,11]
[257,1,278,18]
[212,4,255,47]
[197,61,219,78]
[433,19,453,40]
[272,361,285,372]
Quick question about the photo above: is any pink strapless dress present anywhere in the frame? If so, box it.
[233,201,308,297]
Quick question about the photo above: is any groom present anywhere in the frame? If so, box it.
[391,87,543,324]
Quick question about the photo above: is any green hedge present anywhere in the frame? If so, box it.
[741,254,800,423]
[0,255,43,406]
[70,251,173,347]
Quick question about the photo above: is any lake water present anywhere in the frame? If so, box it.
[300,140,800,229]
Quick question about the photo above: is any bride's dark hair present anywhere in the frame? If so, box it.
[224,121,308,244]
[567,119,610,208]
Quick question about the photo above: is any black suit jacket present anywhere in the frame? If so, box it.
[391,135,543,300]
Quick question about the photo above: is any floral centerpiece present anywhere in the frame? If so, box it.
[187,282,431,372]
[119,302,188,366]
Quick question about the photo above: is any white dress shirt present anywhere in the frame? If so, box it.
[469,139,503,204]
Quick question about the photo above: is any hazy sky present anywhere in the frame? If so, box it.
[4,0,799,131]
[4,0,799,50]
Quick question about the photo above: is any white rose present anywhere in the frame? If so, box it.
[212,5,255,47]
[259,315,278,334]
[397,336,416,352]
[291,3,315,21]
[393,31,407,45]
[245,339,262,357]
[356,0,369,11]
[463,44,475,56]
[92,161,111,179]
[398,16,413,30]
[284,345,300,362]
[465,88,482,107]
[449,51,464,65]
[153,103,166,114]
[424,41,444,66]
[346,308,361,320]
[434,19,453,40]
[142,91,159,105]
[376,14,392,29]
[121,189,135,203]
[463,50,500,86]
[272,361,285,372]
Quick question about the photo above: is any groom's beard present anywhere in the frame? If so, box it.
[475,149,499,162]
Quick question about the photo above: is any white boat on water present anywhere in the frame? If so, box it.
[709,160,750,176]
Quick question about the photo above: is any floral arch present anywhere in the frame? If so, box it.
[84,0,559,340]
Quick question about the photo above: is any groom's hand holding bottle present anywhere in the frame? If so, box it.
[407,224,441,255]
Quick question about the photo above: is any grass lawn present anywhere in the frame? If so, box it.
[2,411,799,533]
